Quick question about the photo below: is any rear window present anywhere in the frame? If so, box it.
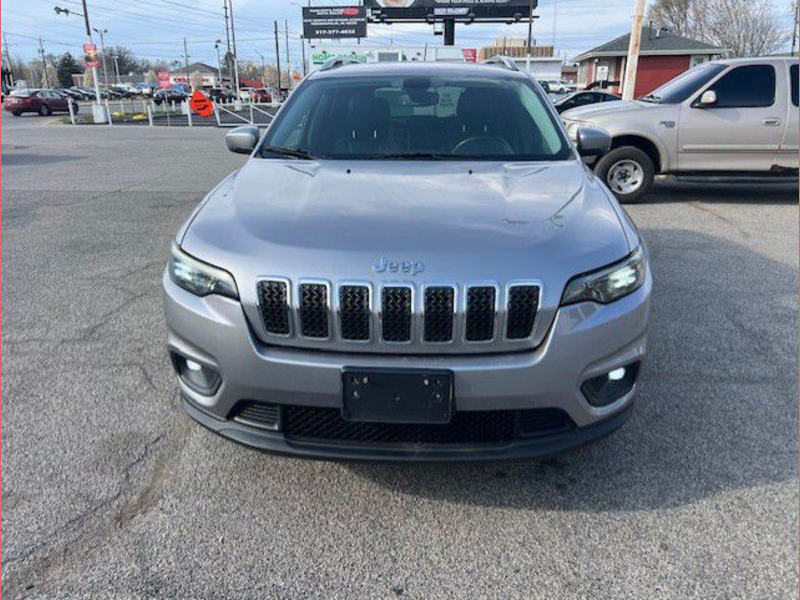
[259,74,571,161]
[10,90,32,97]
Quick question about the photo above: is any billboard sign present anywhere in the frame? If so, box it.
[365,0,536,21]
[461,48,477,62]
[303,6,367,39]
[157,71,171,89]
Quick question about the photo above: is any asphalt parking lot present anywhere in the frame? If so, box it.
[2,114,798,599]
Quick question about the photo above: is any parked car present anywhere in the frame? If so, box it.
[57,88,86,102]
[70,87,96,100]
[164,61,650,460]
[544,80,573,94]
[208,87,236,102]
[153,88,189,105]
[3,89,76,116]
[562,56,799,202]
[554,90,620,113]
[238,86,255,100]
[250,88,272,102]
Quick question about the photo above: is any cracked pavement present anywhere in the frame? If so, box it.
[2,114,798,599]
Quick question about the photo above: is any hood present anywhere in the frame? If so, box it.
[562,99,659,121]
[181,158,632,351]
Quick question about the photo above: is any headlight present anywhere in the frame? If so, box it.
[561,247,646,305]
[168,242,239,299]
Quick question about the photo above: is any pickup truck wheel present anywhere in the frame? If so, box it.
[595,146,654,203]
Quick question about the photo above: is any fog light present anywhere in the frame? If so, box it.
[608,367,625,381]
[170,352,221,395]
[581,362,640,407]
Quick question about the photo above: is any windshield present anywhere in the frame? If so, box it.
[641,62,726,104]
[258,74,572,161]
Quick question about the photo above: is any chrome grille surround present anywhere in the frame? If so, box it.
[253,277,542,352]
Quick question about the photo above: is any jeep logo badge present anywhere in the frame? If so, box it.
[373,257,425,276]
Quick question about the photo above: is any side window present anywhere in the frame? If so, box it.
[707,65,776,108]
[791,64,798,107]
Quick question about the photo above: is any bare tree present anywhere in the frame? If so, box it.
[705,0,790,56]
[646,0,706,38]
[647,0,790,57]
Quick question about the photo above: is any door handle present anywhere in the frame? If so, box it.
[762,117,782,126]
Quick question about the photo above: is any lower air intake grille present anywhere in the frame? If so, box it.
[519,408,574,437]
[339,285,370,341]
[424,287,455,342]
[465,286,496,341]
[257,280,290,335]
[230,401,279,430]
[506,285,540,339]
[299,283,329,338]
[285,406,517,445]
[381,286,412,342]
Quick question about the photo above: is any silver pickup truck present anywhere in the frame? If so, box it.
[562,57,799,202]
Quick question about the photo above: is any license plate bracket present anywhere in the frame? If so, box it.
[342,368,454,424]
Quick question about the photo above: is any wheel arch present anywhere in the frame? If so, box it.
[610,134,665,173]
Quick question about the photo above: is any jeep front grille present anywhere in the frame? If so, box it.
[506,285,540,339]
[465,286,496,341]
[254,278,541,352]
[257,280,290,335]
[381,286,412,342]
[424,286,455,342]
[299,282,329,338]
[339,285,370,341]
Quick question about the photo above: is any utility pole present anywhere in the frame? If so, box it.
[274,20,282,94]
[214,40,223,85]
[183,38,191,90]
[301,35,307,76]
[113,53,121,84]
[285,20,291,89]
[93,28,108,89]
[228,0,240,91]
[621,0,645,101]
[38,38,50,87]
[223,0,232,81]
[526,0,534,54]
[257,51,266,87]
[2,33,13,84]
[792,1,799,56]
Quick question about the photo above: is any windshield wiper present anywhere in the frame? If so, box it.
[369,152,453,160]
[639,93,661,103]
[261,146,317,160]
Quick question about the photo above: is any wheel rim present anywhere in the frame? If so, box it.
[607,159,644,195]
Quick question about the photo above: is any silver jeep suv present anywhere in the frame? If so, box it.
[163,61,652,460]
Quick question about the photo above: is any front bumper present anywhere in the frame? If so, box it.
[164,267,651,460]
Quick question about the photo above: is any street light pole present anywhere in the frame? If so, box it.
[55,1,103,119]
[257,51,266,87]
[214,41,223,85]
[93,27,108,90]
[113,53,121,84]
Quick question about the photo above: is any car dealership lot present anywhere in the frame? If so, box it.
[2,116,798,598]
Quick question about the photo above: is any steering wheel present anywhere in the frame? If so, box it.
[451,136,514,156]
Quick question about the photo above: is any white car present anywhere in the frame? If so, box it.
[238,87,255,101]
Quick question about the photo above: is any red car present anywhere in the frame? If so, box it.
[4,89,75,116]
[250,88,272,103]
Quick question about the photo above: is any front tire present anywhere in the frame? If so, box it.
[39,104,51,116]
[595,146,655,203]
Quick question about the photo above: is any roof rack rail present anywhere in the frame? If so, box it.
[482,55,520,72]
[318,56,364,72]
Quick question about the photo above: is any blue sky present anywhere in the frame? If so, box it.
[1,0,794,71]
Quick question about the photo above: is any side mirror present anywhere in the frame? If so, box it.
[696,89,717,107]
[226,125,259,154]
[576,125,612,157]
